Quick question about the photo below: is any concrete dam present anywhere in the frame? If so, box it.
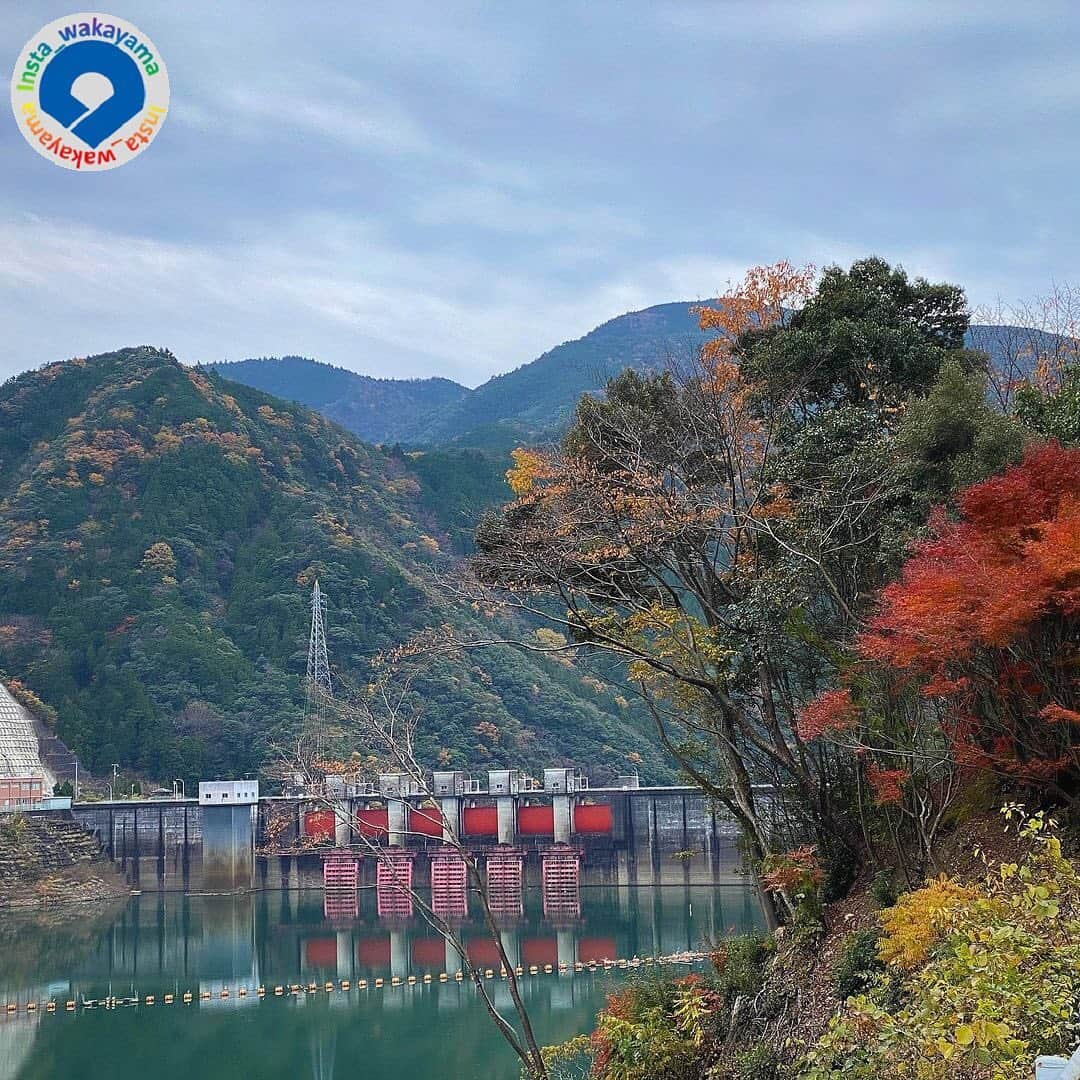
[68,771,749,894]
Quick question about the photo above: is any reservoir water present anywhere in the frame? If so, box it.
[0,885,764,1079]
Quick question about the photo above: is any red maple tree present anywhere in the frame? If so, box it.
[858,442,1080,793]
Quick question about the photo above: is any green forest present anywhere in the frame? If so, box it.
[0,348,671,785]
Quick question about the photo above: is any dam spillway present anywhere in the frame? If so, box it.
[63,781,749,893]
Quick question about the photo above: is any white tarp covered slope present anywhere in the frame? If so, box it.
[0,682,53,787]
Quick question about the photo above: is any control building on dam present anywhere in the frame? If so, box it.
[67,768,753,894]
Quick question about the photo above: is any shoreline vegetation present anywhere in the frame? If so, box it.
[463,259,1079,1078]
[543,807,1080,1079]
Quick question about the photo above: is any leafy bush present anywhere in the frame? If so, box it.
[831,929,883,1000]
[589,974,710,1080]
[800,810,1080,1079]
[730,1044,782,1080]
[761,847,825,932]
[0,813,29,843]
[868,869,899,908]
[574,940,776,1080]
[710,933,773,999]
[876,877,976,970]
[820,842,860,903]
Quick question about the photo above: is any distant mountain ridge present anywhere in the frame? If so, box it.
[210,304,1060,451]
[412,300,715,447]
[206,301,714,448]
[209,356,468,445]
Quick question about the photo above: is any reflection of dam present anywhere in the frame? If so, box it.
[66,779,756,893]
[0,886,764,1009]
[0,886,766,1080]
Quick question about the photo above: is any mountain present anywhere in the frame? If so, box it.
[207,356,469,444]
[415,301,714,447]
[210,306,1063,453]
[0,348,672,785]
[207,302,714,450]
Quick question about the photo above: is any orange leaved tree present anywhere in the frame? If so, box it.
[859,441,1080,800]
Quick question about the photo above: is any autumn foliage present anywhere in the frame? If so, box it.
[860,441,1080,666]
[796,688,859,741]
[695,261,815,392]
[859,441,1080,790]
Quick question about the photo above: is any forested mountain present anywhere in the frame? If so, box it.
[208,302,713,449]
[207,356,468,444]
[0,348,671,785]
[210,306,1062,451]
[415,301,714,447]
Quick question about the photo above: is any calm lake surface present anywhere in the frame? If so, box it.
[0,885,764,1080]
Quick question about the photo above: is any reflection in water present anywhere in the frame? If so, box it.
[310,1029,335,1080]
[0,886,764,1080]
[0,1013,37,1080]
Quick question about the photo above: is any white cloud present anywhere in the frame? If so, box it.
[1,0,1077,390]
[0,212,726,384]
[654,0,1052,44]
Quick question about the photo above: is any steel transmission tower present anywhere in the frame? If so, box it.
[305,580,333,744]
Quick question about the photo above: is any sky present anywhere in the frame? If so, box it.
[2,1,1079,387]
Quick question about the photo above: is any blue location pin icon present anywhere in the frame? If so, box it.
[38,41,144,148]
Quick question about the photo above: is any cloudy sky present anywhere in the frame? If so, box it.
[1,2,1078,386]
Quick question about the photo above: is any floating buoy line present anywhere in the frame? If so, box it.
[0,952,707,1018]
